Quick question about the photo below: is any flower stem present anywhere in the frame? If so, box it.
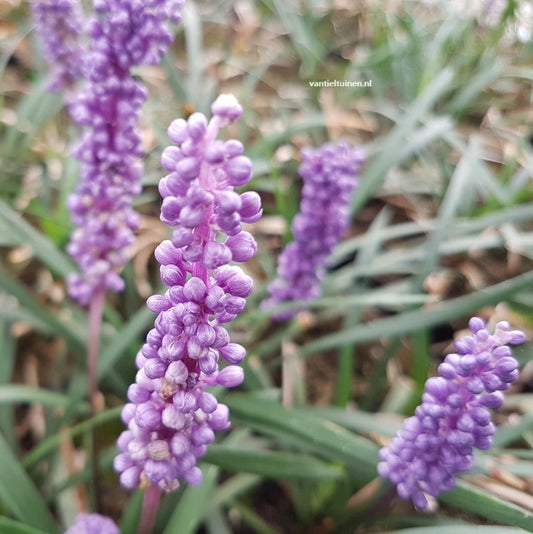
[138,485,162,534]
[87,288,105,511]
[88,288,105,411]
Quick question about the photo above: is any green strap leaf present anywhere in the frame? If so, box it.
[0,517,52,534]
[441,481,533,533]
[0,385,87,413]
[204,445,344,480]
[0,434,59,533]
[224,394,379,477]
[0,199,75,279]
[300,270,533,356]
[0,268,85,353]
[162,464,219,534]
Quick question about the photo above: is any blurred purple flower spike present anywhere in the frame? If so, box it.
[31,0,85,91]
[64,513,119,534]
[63,0,186,305]
[264,141,364,319]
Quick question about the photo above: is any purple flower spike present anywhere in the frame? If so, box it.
[115,94,261,492]
[64,513,119,534]
[65,0,186,305]
[263,141,364,319]
[31,0,85,92]
[378,318,526,509]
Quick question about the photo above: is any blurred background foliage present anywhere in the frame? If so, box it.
[0,0,533,533]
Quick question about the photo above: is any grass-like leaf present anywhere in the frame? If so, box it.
[204,445,344,480]
[441,481,533,533]
[0,385,87,414]
[0,268,86,353]
[300,270,533,356]
[0,434,59,533]
[376,527,528,534]
[0,199,75,279]
[0,517,51,534]
[162,464,219,534]
[224,393,379,479]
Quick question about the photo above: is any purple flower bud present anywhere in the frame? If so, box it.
[155,240,182,266]
[219,343,246,364]
[217,366,244,388]
[217,190,242,212]
[127,384,151,404]
[168,433,189,457]
[120,466,141,490]
[211,94,242,123]
[239,191,263,223]
[176,157,201,181]
[165,361,189,384]
[162,404,186,430]
[135,403,162,429]
[199,351,218,375]
[226,156,253,186]
[121,405,136,427]
[167,118,188,144]
[192,425,215,446]
[468,316,485,332]
[183,466,203,485]
[147,294,172,313]
[225,270,254,297]
[187,113,208,140]
[198,392,218,413]
[226,231,257,262]
[172,228,194,248]
[203,241,232,269]
[183,277,207,302]
[204,141,225,164]
[117,430,133,451]
[210,404,230,430]
[224,140,244,157]
[213,325,231,347]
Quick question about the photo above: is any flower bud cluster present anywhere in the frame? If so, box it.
[65,0,186,304]
[31,0,85,91]
[378,317,526,509]
[64,513,119,534]
[115,94,262,492]
[264,142,364,319]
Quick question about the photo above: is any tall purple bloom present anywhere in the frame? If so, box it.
[64,513,119,534]
[114,94,262,492]
[378,317,526,509]
[264,142,364,319]
[31,0,85,91]
[66,0,186,305]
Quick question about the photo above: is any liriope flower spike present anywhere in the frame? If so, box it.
[31,0,85,91]
[378,317,525,509]
[114,94,262,492]
[264,141,364,319]
[66,0,186,305]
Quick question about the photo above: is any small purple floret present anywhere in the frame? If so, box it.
[264,141,364,319]
[378,318,526,509]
